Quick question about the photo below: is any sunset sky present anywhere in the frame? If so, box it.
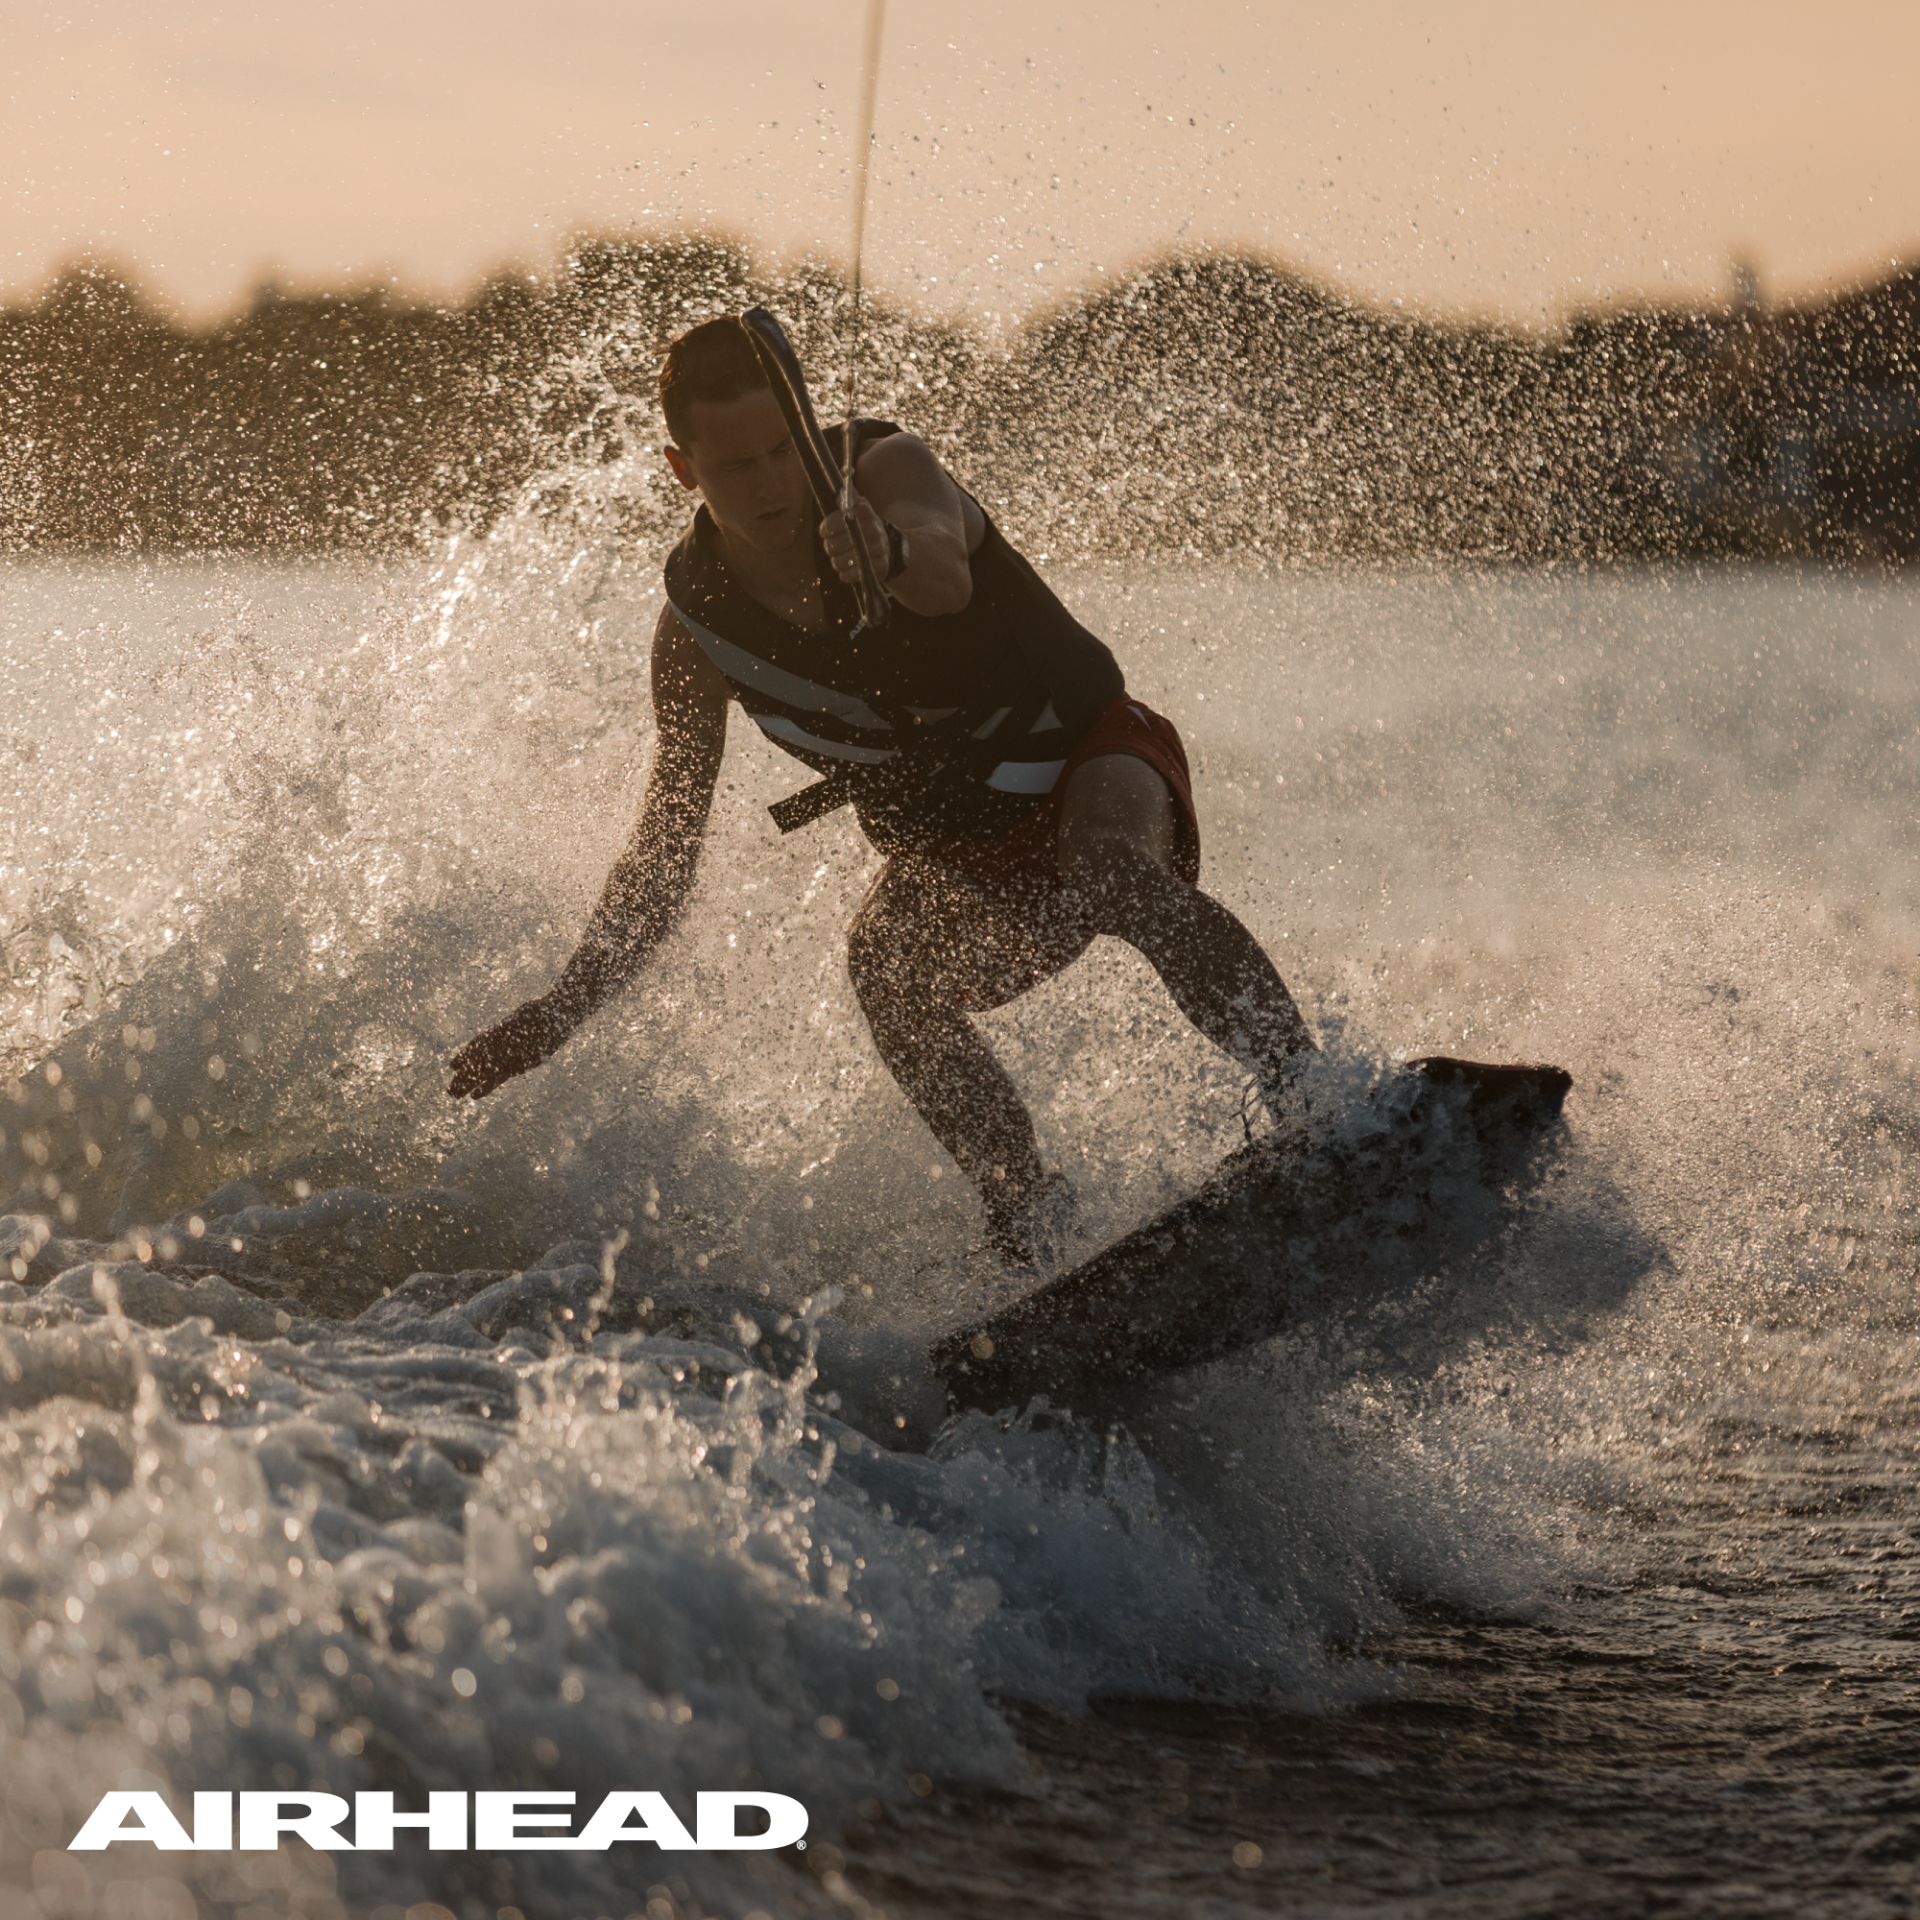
[7,0,1917,326]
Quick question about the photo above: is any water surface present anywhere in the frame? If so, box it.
[3,545,1917,1918]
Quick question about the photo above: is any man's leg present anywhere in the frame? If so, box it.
[1055,753,1315,1090]
[847,854,1075,1241]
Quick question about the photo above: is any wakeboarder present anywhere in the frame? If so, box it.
[447,315,1315,1264]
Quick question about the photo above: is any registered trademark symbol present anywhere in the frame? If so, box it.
[796,1839,808,1850]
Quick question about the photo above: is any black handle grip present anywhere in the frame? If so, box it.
[740,306,890,632]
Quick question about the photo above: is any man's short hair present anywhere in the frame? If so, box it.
[659,316,770,449]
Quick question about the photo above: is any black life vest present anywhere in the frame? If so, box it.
[662,420,1124,853]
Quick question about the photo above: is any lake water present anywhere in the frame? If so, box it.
[3,533,1918,1918]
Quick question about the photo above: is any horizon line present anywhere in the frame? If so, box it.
[8,227,1919,340]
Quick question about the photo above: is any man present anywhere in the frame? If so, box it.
[448,315,1313,1263]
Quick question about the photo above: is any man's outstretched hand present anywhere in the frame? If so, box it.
[447,997,564,1099]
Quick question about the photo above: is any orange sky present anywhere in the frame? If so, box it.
[6,0,1918,326]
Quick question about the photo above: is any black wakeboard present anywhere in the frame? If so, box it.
[930,1056,1572,1414]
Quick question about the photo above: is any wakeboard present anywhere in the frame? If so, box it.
[930,1056,1572,1414]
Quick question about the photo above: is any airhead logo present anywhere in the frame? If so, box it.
[69,1791,808,1854]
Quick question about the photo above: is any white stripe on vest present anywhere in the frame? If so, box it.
[671,601,892,731]
[985,759,1068,794]
[673,599,1066,797]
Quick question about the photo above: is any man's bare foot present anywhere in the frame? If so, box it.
[1247,1055,1317,1159]
[984,1168,1079,1270]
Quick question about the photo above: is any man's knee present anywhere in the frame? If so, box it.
[1058,825,1173,915]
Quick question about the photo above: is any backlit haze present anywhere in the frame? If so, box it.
[7,0,1919,325]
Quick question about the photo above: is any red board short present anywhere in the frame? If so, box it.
[907,695,1203,1012]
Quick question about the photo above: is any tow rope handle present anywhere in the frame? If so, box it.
[740,307,892,636]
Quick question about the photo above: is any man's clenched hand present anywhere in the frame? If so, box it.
[820,486,891,588]
[447,997,563,1099]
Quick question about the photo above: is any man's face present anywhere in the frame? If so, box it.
[665,389,809,553]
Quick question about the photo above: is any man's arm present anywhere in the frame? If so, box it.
[446,606,729,1098]
[819,431,986,618]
